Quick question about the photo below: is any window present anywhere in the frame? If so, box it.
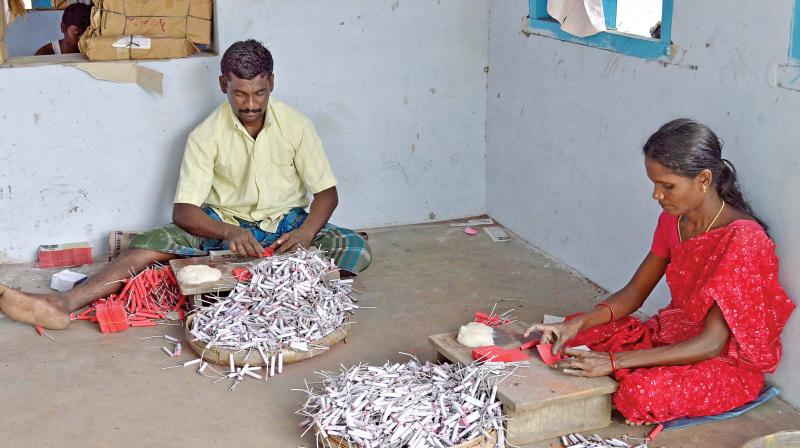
[527,0,673,60]
[24,0,90,10]
[2,0,214,66]
[775,0,800,91]
[792,0,800,63]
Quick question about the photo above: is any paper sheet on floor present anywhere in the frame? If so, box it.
[547,0,607,38]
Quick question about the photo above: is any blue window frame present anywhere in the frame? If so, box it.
[791,0,800,63]
[528,0,673,60]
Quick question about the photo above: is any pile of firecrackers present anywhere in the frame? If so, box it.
[70,265,186,333]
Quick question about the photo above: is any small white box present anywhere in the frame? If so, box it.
[50,269,88,292]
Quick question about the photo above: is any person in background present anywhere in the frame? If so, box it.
[34,3,91,56]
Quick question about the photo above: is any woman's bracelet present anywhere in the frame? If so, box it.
[594,302,615,323]
[609,351,617,374]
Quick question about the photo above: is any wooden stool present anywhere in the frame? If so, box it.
[428,321,618,445]
[169,254,256,308]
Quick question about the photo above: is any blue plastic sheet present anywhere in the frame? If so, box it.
[663,386,780,431]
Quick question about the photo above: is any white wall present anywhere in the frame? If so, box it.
[487,0,800,404]
[5,10,62,56]
[0,0,489,262]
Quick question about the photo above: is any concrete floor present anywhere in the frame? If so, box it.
[1,223,798,447]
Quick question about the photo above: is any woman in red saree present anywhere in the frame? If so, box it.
[526,119,795,424]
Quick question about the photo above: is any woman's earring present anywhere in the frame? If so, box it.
[702,185,708,193]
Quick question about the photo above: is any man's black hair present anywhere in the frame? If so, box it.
[220,39,274,80]
[62,3,91,32]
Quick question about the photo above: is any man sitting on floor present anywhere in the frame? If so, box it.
[0,39,371,330]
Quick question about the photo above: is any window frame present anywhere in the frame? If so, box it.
[791,0,800,63]
[527,0,674,61]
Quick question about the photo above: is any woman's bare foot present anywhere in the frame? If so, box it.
[624,419,646,426]
[0,284,70,330]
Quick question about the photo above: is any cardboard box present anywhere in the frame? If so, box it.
[80,35,198,61]
[89,0,212,45]
[38,242,93,268]
[50,269,89,292]
[108,230,142,261]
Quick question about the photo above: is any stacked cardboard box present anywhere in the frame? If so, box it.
[81,34,198,60]
[80,0,211,61]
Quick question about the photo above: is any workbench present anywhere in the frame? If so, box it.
[169,254,258,308]
[428,321,618,445]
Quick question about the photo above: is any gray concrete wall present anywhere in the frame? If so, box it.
[486,0,800,404]
[0,0,489,261]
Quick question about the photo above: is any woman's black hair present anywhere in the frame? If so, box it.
[642,118,768,231]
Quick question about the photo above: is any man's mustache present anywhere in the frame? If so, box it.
[239,109,262,114]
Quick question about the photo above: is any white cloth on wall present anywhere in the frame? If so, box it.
[547,0,607,38]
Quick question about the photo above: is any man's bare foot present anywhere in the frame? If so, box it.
[0,284,70,330]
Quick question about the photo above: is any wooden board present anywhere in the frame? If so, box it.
[429,321,617,413]
[429,320,618,445]
[169,254,260,296]
[184,313,352,367]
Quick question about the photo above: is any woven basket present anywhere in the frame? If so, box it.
[740,431,800,448]
[322,429,497,448]
[184,313,351,367]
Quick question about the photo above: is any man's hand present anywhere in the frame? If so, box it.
[553,348,613,377]
[269,228,315,254]
[225,226,263,257]
[524,319,583,355]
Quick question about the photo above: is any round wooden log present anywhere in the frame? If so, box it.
[321,428,497,448]
[184,313,351,367]
[740,431,800,448]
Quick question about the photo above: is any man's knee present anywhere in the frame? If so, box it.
[119,247,175,264]
[351,238,372,273]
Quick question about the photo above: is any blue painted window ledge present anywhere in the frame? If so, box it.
[776,0,800,92]
[525,0,674,61]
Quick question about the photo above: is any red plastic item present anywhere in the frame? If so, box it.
[129,320,157,327]
[647,424,664,441]
[94,302,129,333]
[261,248,275,258]
[536,344,566,365]
[232,268,253,282]
[472,346,529,363]
[517,339,540,351]
[34,324,46,336]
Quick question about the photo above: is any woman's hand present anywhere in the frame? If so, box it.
[553,348,613,377]
[524,319,583,355]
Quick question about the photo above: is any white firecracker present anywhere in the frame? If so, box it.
[297,355,526,448]
[190,248,357,355]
